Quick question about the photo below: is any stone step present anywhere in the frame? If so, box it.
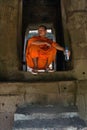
[12,105,87,130]
[14,105,78,120]
[13,117,87,129]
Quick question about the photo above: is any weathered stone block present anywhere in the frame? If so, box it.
[72,43,87,59]
[0,96,24,112]
[76,94,86,119]
[73,59,87,80]
[0,112,14,130]
[0,0,19,73]
[77,80,87,94]
[63,0,87,12]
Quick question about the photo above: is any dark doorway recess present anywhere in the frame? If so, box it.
[22,0,66,71]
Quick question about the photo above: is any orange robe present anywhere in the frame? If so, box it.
[26,36,57,69]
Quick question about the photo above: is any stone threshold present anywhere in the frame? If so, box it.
[0,70,76,82]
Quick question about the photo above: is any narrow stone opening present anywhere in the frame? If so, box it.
[21,0,72,72]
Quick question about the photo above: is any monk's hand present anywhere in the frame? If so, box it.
[45,42,51,47]
[64,49,71,58]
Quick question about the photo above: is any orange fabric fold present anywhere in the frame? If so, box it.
[26,36,57,69]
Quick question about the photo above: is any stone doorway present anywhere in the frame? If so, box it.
[21,0,71,71]
[22,0,65,70]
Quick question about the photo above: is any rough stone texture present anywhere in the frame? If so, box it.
[0,81,77,130]
[0,0,87,130]
[61,0,87,121]
[62,0,87,12]
[0,112,14,130]
[0,95,24,112]
[73,59,87,80]
[0,0,19,75]
[12,105,87,130]
[0,81,77,106]
[61,0,87,80]
[76,81,87,121]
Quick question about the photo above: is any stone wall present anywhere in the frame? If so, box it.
[61,0,87,80]
[0,0,20,78]
[0,81,77,130]
[61,0,87,121]
[76,80,87,121]
[0,0,87,129]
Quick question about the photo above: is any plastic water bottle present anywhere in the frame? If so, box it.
[64,46,69,61]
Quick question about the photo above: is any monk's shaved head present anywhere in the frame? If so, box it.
[38,25,47,30]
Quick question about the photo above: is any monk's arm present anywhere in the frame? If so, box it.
[54,43,65,52]
[31,41,51,47]
[54,43,71,56]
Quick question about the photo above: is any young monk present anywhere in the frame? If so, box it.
[26,25,70,75]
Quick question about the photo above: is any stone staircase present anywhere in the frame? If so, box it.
[12,104,87,130]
